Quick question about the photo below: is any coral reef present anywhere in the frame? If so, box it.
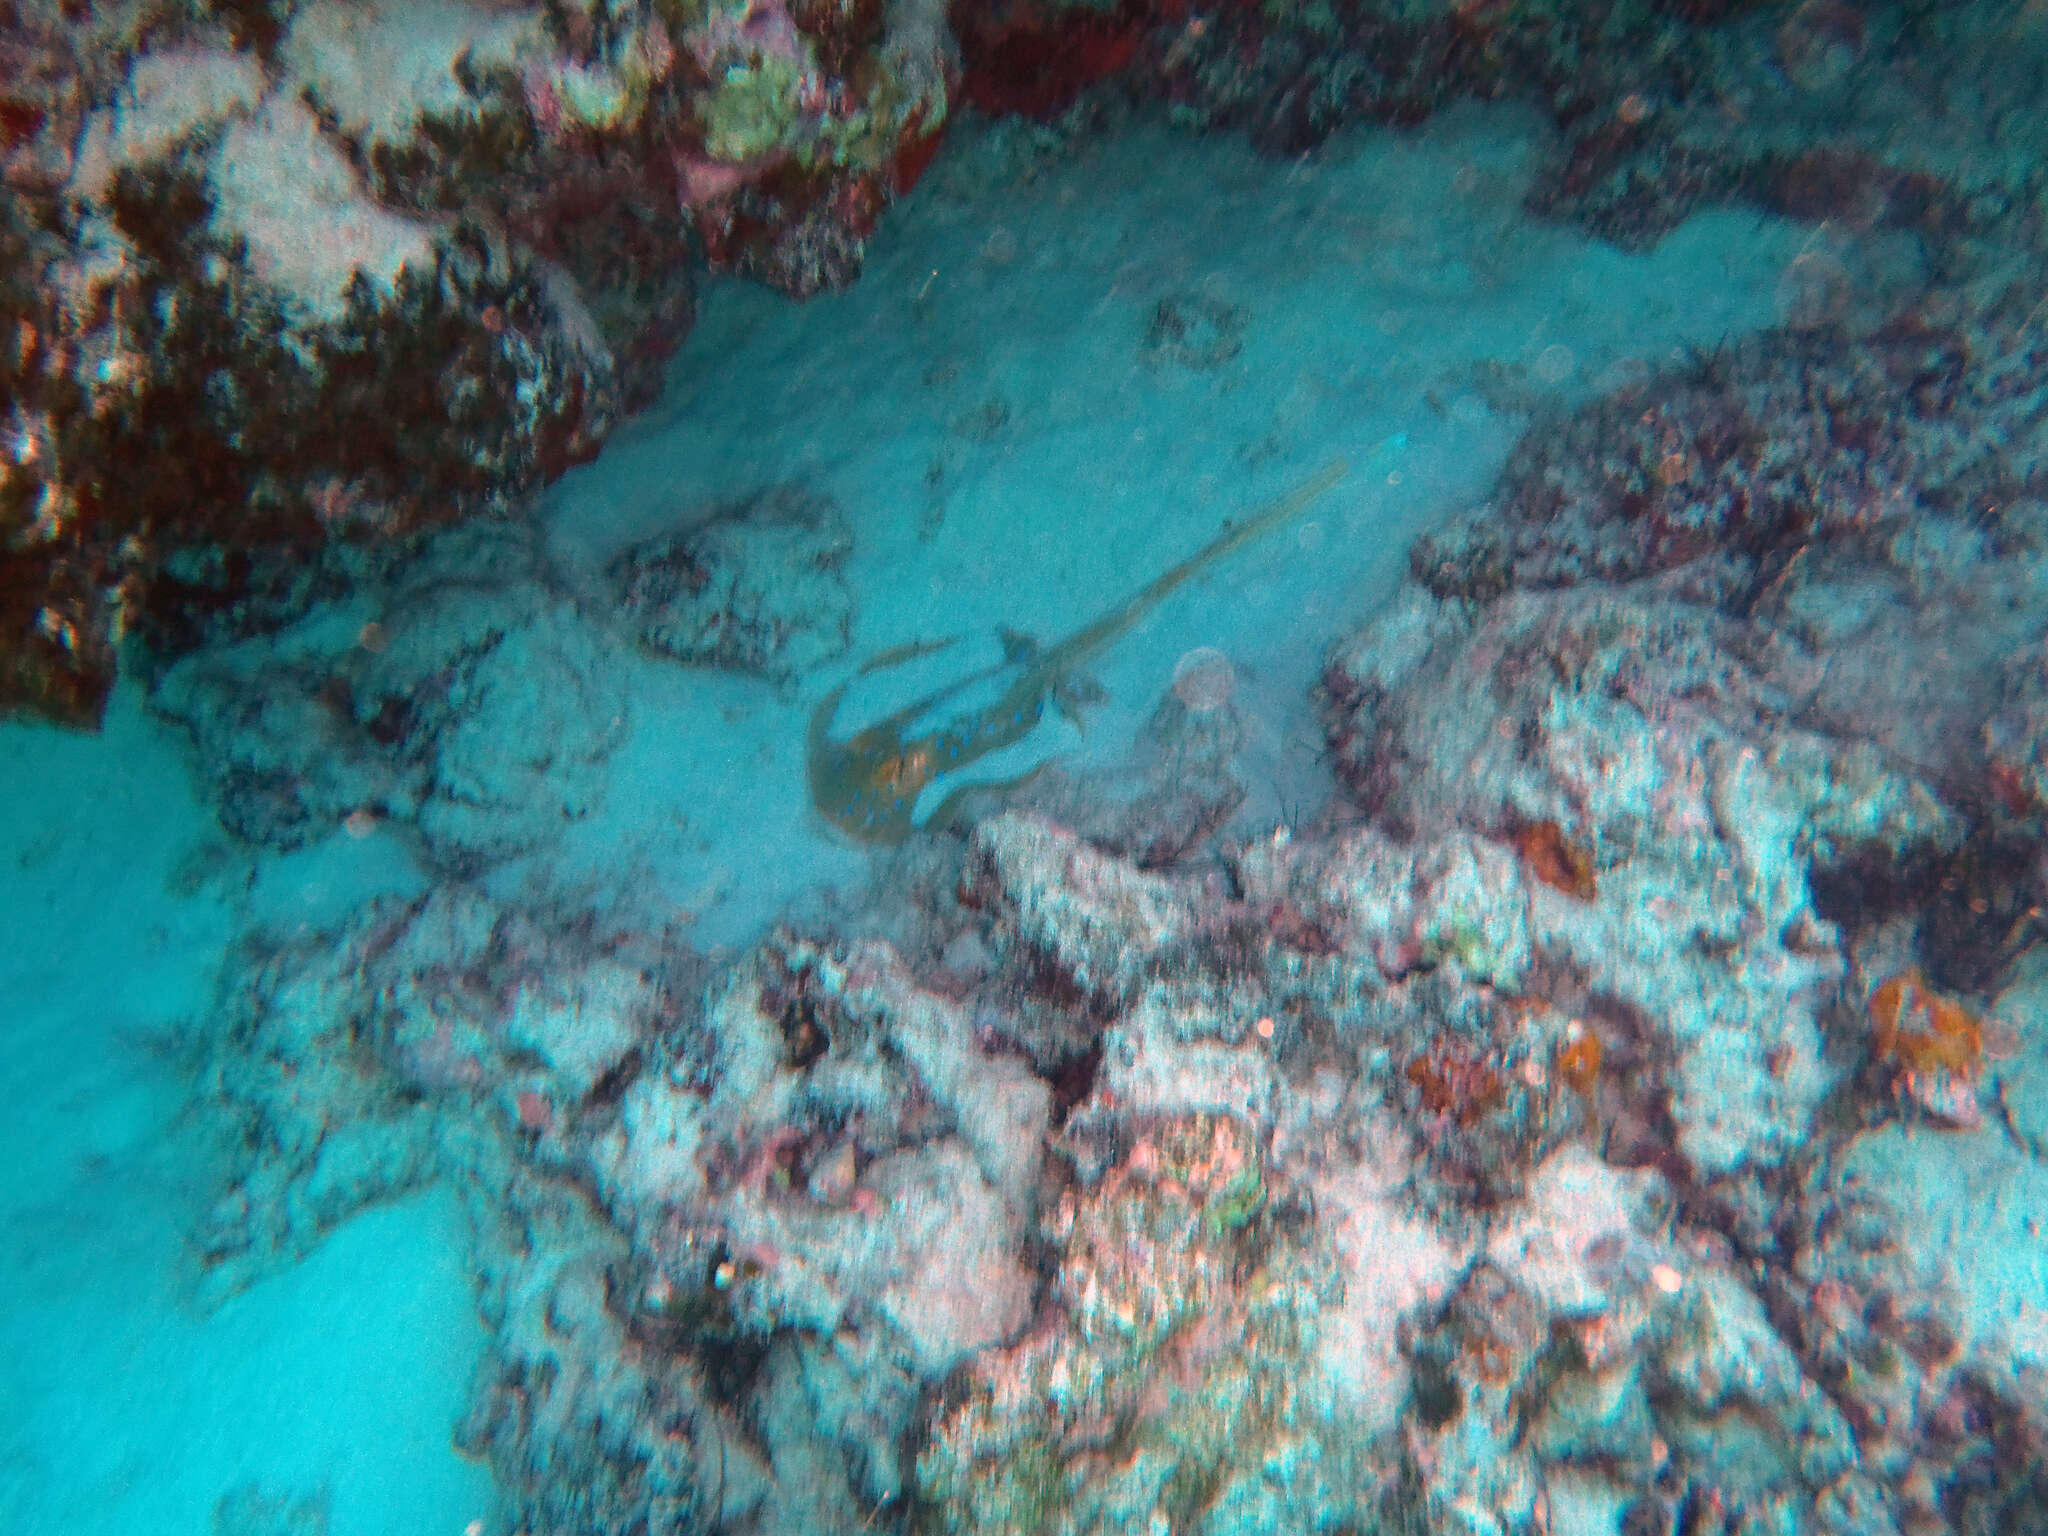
[146,7,2048,1536]
[198,685,2023,1531]
[1302,204,2048,1534]
[1323,583,1960,1177]
[151,520,626,868]
[3,32,629,724]
[917,1112,1341,1536]
[1,0,954,724]
[199,880,1054,1532]
[610,484,855,685]
[11,0,2044,725]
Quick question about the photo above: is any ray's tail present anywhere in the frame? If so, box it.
[1026,460,1350,682]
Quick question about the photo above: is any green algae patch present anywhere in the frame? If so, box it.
[699,53,806,163]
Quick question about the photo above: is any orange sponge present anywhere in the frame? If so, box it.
[1868,969,1981,1079]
